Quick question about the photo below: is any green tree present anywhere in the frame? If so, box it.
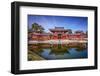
[67,29,72,34]
[31,23,44,33]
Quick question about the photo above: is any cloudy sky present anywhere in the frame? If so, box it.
[28,15,88,33]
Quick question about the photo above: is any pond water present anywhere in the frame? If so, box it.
[28,43,88,61]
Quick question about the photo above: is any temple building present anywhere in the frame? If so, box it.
[28,27,87,41]
[49,27,71,39]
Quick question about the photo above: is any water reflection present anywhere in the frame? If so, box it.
[28,43,88,61]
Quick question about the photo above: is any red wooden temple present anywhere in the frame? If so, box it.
[28,27,87,41]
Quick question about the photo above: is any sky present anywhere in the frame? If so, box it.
[28,15,88,33]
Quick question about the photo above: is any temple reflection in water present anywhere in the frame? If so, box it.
[28,43,88,61]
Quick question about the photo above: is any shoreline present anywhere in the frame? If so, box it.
[29,40,87,44]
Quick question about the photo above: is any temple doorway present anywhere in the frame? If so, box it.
[58,34,62,39]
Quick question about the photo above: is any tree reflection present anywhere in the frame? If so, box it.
[50,44,69,55]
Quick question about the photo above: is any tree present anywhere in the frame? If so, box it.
[67,29,72,34]
[31,23,44,33]
[75,30,84,34]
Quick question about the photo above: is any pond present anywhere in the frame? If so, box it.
[28,43,88,61]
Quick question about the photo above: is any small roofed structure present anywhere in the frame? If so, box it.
[75,30,84,35]
[49,27,68,33]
